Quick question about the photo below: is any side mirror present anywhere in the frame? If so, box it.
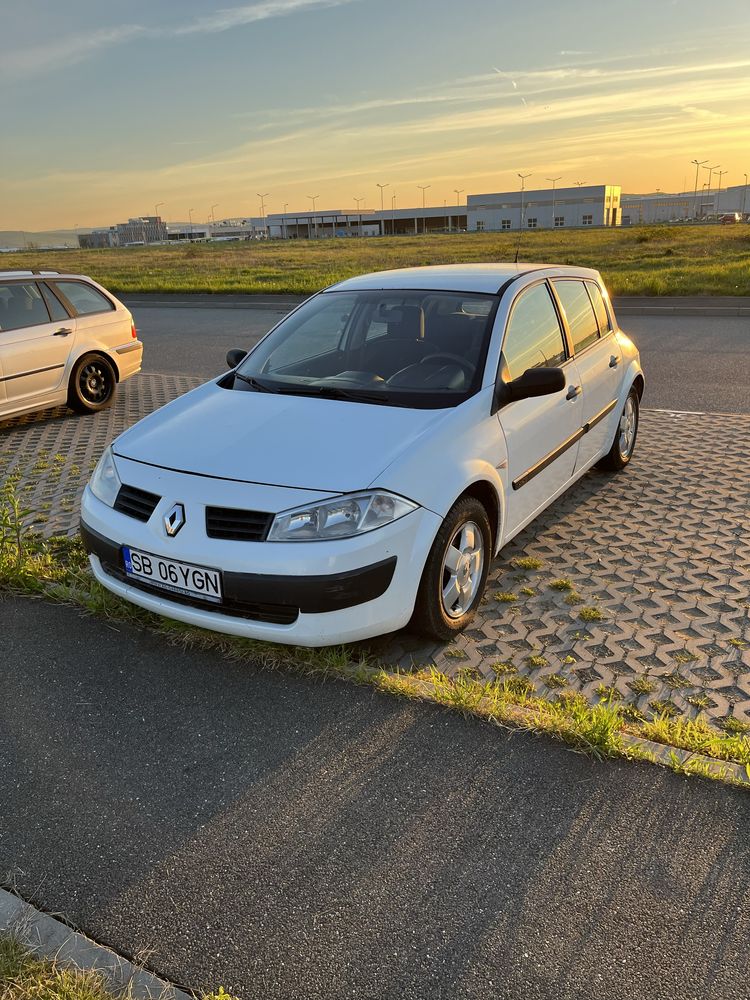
[226,348,247,369]
[492,366,565,411]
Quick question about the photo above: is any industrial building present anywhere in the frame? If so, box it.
[78,216,264,247]
[621,183,749,224]
[266,205,467,239]
[79,216,167,248]
[467,185,621,231]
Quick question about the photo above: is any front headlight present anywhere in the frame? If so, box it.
[89,446,121,508]
[267,490,418,542]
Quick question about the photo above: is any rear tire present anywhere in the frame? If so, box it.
[597,386,639,471]
[68,355,117,413]
[411,496,492,641]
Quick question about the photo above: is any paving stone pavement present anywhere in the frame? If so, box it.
[1,374,749,729]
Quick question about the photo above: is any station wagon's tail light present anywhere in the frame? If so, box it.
[131,319,137,339]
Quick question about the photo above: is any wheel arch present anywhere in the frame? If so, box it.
[452,478,503,553]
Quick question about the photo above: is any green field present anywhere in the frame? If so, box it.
[4,224,750,296]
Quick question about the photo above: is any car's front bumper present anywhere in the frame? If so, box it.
[79,467,441,646]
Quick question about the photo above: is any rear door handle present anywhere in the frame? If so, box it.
[566,384,581,400]
[53,327,73,336]
[609,355,620,368]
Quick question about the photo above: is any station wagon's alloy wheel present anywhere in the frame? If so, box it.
[68,355,116,413]
[412,496,492,641]
[597,386,639,471]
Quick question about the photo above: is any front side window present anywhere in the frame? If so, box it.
[0,282,50,331]
[552,279,600,353]
[502,284,567,382]
[52,281,114,316]
[235,289,498,409]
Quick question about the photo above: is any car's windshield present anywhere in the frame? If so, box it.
[234,289,499,408]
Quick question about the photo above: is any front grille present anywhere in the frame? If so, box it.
[205,505,272,541]
[114,483,161,522]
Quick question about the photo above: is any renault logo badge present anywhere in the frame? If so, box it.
[164,502,186,537]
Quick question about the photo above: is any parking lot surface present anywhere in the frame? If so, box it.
[2,596,749,1000]
[2,374,748,729]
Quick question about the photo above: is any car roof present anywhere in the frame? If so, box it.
[327,263,601,295]
[0,270,89,280]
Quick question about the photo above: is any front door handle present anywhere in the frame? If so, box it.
[566,384,581,400]
[53,327,73,336]
[609,355,620,368]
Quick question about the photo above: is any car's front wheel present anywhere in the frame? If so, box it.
[411,496,492,641]
[597,386,639,471]
[68,354,117,413]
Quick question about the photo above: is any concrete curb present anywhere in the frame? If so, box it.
[119,293,750,317]
[0,887,193,1000]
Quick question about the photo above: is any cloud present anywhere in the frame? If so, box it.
[174,0,356,34]
[2,0,357,80]
[0,25,146,80]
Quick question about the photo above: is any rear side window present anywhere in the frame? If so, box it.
[40,283,69,322]
[0,282,51,331]
[552,279,599,353]
[586,281,612,335]
[52,281,114,316]
[502,283,567,381]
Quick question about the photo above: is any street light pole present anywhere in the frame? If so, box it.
[703,165,719,218]
[354,197,364,237]
[453,188,464,233]
[546,176,561,228]
[690,160,707,219]
[715,170,727,215]
[210,203,219,225]
[742,173,748,220]
[257,193,269,237]
[307,194,319,238]
[376,183,389,235]
[391,193,397,235]
[188,207,194,241]
[417,184,430,234]
[282,203,288,240]
[517,173,532,229]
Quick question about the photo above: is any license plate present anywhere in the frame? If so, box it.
[122,546,222,603]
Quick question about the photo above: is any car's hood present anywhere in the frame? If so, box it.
[113,379,449,493]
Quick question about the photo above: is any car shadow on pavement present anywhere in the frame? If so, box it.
[1,597,749,1000]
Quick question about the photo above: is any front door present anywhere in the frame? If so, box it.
[497,281,583,539]
[0,281,74,409]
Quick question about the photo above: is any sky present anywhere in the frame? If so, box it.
[1,0,749,229]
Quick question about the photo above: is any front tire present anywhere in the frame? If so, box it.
[597,386,639,471]
[411,496,492,641]
[68,355,117,413]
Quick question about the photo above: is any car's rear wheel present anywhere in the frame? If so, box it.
[597,386,639,471]
[68,355,116,413]
[411,496,492,641]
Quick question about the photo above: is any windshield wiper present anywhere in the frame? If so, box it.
[233,373,280,393]
[274,384,391,404]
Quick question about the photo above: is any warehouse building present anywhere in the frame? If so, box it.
[79,216,167,248]
[266,205,467,239]
[467,185,621,232]
[621,183,749,223]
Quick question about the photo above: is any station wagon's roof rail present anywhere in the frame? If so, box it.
[0,269,61,276]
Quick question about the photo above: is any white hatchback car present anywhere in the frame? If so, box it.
[81,264,643,645]
[0,271,142,420]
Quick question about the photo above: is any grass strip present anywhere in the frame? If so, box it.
[0,932,234,1000]
[1,489,748,789]
[3,225,750,297]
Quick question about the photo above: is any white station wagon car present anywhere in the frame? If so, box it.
[0,271,142,420]
[80,264,643,645]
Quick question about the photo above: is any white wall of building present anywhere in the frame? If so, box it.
[467,185,621,231]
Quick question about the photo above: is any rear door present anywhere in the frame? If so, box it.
[0,280,75,408]
[48,279,126,350]
[550,278,620,472]
[497,281,583,538]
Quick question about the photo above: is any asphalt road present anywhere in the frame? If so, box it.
[122,295,750,414]
[2,597,750,1000]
